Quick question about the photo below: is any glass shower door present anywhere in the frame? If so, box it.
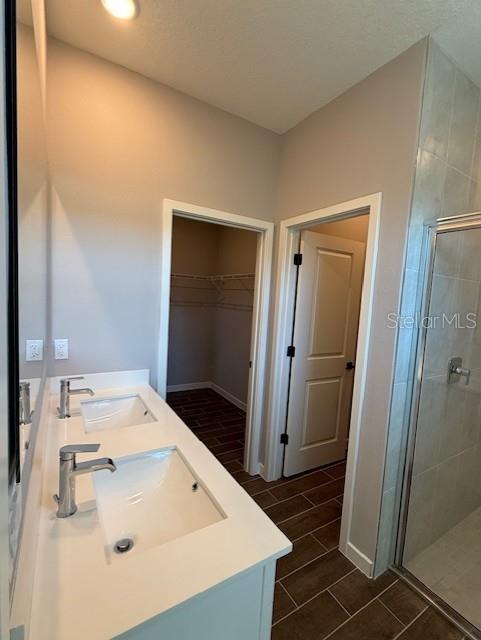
[400,220,481,632]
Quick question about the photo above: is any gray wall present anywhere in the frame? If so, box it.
[17,22,48,381]
[378,40,481,572]
[168,217,257,404]
[212,225,257,403]
[275,40,427,567]
[47,37,281,384]
[168,217,218,386]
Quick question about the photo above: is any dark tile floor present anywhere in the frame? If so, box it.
[166,388,466,640]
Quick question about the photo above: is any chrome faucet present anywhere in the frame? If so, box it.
[58,376,94,419]
[19,380,33,425]
[54,443,116,518]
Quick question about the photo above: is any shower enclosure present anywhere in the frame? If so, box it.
[397,213,481,638]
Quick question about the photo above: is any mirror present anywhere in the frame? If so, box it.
[12,0,48,560]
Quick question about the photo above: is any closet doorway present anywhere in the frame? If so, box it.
[158,200,274,476]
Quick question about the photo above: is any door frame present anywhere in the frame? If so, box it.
[158,199,274,475]
[265,193,381,566]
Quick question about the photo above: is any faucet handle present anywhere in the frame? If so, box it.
[59,443,100,460]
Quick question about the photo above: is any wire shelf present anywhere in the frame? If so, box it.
[170,272,254,308]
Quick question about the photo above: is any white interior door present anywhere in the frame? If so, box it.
[284,230,366,476]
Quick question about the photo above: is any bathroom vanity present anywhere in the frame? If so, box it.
[26,371,291,640]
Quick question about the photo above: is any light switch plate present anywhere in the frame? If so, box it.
[54,338,69,360]
[26,339,43,362]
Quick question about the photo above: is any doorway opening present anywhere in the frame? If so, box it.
[167,216,258,471]
[266,193,381,573]
[157,200,274,476]
[283,214,369,477]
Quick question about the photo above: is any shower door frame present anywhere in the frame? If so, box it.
[395,210,481,640]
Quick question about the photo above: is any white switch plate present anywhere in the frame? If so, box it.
[54,338,69,360]
[26,339,43,362]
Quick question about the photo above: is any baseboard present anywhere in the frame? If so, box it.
[166,382,211,392]
[166,381,247,411]
[210,382,247,411]
[343,541,374,578]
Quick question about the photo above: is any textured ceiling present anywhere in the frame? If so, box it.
[34,1,481,132]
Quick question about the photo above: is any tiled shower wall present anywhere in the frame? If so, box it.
[403,228,481,561]
[375,39,481,573]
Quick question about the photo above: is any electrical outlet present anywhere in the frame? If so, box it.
[54,338,69,360]
[26,339,43,362]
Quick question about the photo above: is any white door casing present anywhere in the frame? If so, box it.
[284,231,365,476]
[158,200,274,476]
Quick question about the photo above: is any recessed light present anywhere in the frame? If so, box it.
[101,0,139,20]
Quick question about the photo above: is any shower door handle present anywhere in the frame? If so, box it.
[447,357,471,385]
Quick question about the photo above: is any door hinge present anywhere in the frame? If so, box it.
[280,433,289,445]
[287,345,296,358]
[293,253,303,266]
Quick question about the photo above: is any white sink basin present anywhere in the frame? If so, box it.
[93,447,225,560]
[81,394,155,432]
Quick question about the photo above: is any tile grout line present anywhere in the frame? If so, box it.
[271,605,300,626]
[327,588,352,618]
[274,574,357,634]
[318,578,403,640]
[241,462,346,495]
[272,493,339,537]
[378,586,429,629]
[276,544,331,581]
[376,596,408,629]
[269,493,344,526]
[208,442,245,455]
[272,567,358,628]
[391,606,428,640]
[286,516,343,544]
[277,580,297,609]
[247,474,345,498]
[281,511,343,542]
[323,465,346,481]
[303,493,317,507]
[249,476,343,499]
[278,567,358,619]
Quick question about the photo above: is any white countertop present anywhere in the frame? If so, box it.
[29,381,291,640]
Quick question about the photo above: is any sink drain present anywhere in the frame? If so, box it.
[114,538,134,554]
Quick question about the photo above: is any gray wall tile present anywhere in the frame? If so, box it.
[377,40,481,574]
[447,71,480,175]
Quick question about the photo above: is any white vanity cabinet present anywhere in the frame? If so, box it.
[116,562,276,640]
[25,377,291,640]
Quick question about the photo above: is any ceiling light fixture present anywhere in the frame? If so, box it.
[101,0,139,20]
